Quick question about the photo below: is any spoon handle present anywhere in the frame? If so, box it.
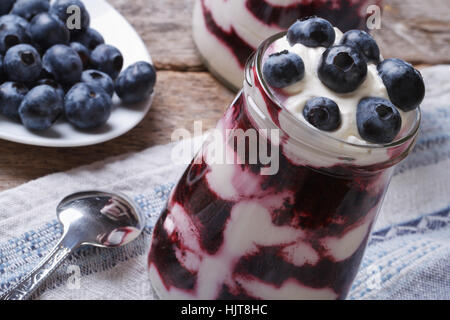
[0,236,77,300]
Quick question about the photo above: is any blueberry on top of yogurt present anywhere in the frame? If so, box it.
[261,17,424,145]
[263,50,305,88]
[318,45,367,94]
[340,30,380,64]
[377,58,425,112]
[287,17,335,48]
[303,97,341,132]
[357,97,402,144]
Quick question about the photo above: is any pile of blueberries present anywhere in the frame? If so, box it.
[263,17,425,144]
[0,0,156,131]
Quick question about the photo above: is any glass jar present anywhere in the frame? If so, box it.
[148,32,420,300]
[192,0,383,91]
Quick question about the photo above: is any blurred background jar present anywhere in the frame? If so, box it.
[192,0,383,91]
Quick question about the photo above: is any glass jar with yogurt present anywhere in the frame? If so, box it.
[193,0,383,91]
[148,26,421,299]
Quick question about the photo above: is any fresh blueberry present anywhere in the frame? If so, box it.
[19,84,63,131]
[287,17,335,48]
[0,15,29,30]
[357,97,402,144]
[4,44,42,82]
[65,83,112,129]
[50,0,90,35]
[0,82,29,121]
[377,58,425,112]
[318,45,367,93]
[43,44,82,86]
[0,0,16,15]
[340,30,380,63]
[90,44,123,80]
[36,79,65,101]
[82,70,114,97]
[262,50,305,88]
[115,61,156,103]
[0,20,30,54]
[303,97,341,131]
[0,55,5,82]
[28,13,70,51]
[71,27,104,51]
[11,0,50,21]
[70,42,90,69]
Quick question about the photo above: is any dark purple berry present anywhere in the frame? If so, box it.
[0,82,29,121]
[263,50,305,88]
[4,44,42,83]
[28,13,70,51]
[377,58,425,111]
[318,45,367,93]
[357,97,402,144]
[115,61,156,103]
[64,82,112,129]
[303,97,341,131]
[43,44,82,86]
[11,0,50,21]
[287,17,335,48]
[341,30,380,63]
[19,84,63,131]
[90,44,123,80]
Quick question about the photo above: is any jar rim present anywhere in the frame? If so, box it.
[251,31,422,151]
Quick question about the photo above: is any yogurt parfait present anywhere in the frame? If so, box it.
[193,0,383,91]
[149,18,424,300]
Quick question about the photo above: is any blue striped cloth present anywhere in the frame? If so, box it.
[0,66,449,300]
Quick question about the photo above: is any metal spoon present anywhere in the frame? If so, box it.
[0,191,144,300]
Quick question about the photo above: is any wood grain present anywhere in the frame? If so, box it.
[110,0,204,71]
[373,0,450,64]
[0,0,448,192]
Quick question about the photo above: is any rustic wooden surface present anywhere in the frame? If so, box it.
[0,0,448,191]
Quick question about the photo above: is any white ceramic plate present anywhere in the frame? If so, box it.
[0,0,153,147]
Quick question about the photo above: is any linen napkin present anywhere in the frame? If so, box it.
[0,65,449,300]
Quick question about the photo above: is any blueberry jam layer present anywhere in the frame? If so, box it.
[198,0,381,69]
[246,0,382,31]
[148,88,393,300]
[200,0,254,69]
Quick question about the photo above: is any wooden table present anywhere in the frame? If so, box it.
[0,0,448,191]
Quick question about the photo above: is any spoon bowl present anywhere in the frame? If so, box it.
[57,191,144,248]
[1,190,144,300]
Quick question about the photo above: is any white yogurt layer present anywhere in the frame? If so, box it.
[265,29,409,144]
[192,0,244,89]
[192,0,288,89]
